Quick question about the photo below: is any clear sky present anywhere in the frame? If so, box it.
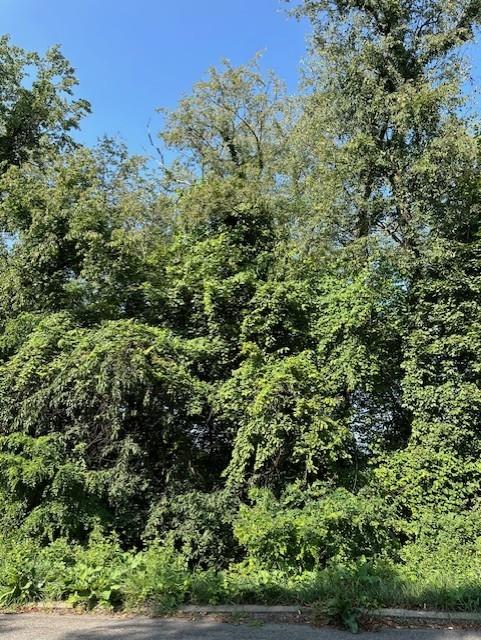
[0,0,310,154]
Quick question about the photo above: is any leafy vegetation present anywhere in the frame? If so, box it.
[1,0,481,628]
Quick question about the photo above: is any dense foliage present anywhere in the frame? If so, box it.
[1,0,481,620]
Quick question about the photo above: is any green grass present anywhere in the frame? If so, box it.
[1,533,481,620]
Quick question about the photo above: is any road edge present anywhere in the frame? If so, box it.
[180,604,481,624]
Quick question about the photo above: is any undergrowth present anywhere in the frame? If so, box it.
[2,531,481,626]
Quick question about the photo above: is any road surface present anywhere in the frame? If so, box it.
[1,614,481,639]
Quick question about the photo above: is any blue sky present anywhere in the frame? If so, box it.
[0,0,310,154]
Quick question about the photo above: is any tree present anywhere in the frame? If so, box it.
[224,244,406,488]
[158,56,287,184]
[0,315,211,541]
[152,61,285,376]
[0,139,168,324]
[1,4,481,568]
[290,0,481,520]
[288,0,481,248]
[0,35,89,170]
[0,433,108,542]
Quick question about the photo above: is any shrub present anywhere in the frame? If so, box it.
[144,490,240,569]
[234,485,399,571]
[189,568,226,605]
[0,433,108,543]
[123,542,191,612]
[0,537,44,606]
[58,531,129,609]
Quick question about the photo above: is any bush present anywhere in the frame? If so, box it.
[144,490,240,569]
[0,433,108,543]
[3,508,481,616]
[234,485,399,571]
[0,531,193,612]
[58,531,129,609]
[189,568,226,604]
[123,543,191,612]
[0,537,44,606]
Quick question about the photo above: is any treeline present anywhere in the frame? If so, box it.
[1,0,481,614]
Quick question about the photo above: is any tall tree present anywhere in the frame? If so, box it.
[291,0,481,519]
[0,35,89,170]
[158,56,287,184]
[289,0,481,248]
[0,139,168,324]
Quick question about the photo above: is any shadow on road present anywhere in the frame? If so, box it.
[58,617,338,639]
[0,619,21,635]
[3,615,481,640]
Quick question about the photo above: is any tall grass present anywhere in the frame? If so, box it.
[1,532,481,615]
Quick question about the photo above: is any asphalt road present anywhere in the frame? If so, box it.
[2,614,481,640]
